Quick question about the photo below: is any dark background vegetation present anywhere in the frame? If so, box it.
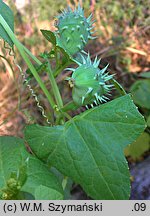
[0,0,150,199]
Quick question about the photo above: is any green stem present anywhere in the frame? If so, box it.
[53,60,72,77]
[0,14,55,108]
[47,59,63,108]
[62,176,68,190]
[61,101,80,112]
[54,47,59,66]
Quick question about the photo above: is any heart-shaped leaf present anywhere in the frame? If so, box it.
[25,95,146,199]
[0,0,14,46]
[0,136,63,200]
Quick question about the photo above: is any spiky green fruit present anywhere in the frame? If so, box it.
[55,5,96,56]
[67,54,114,107]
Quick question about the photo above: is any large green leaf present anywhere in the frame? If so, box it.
[0,136,63,200]
[0,0,14,46]
[21,154,64,200]
[34,185,63,200]
[130,79,150,109]
[25,95,146,200]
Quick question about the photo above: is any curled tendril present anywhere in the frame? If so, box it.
[14,61,51,125]
[2,41,51,125]
[4,41,15,57]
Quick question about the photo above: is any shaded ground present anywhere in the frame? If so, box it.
[130,156,150,200]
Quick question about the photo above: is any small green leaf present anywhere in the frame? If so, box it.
[40,29,73,61]
[0,137,27,199]
[130,79,150,109]
[41,30,56,45]
[0,0,14,46]
[21,155,64,200]
[0,137,25,188]
[25,94,146,200]
[147,116,150,127]
[139,72,150,78]
[124,132,150,160]
[0,136,64,200]
[112,78,127,95]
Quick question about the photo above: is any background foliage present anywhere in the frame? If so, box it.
[0,0,150,199]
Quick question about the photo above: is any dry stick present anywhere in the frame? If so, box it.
[91,46,111,58]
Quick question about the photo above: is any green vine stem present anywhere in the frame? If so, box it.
[47,59,63,108]
[0,14,55,109]
[61,101,80,112]
[53,59,72,77]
